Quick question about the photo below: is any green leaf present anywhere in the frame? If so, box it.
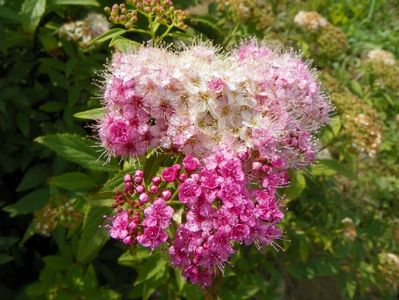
[48,172,98,191]
[47,0,99,7]
[88,28,127,46]
[0,236,19,249]
[20,0,46,33]
[311,159,355,180]
[3,188,49,217]
[39,101,64,112]
[35,134,119,172]
[17,111,30,136]
[134,254,167,286]
[283,171,306,200]
[350,80,363,97]
[17,164,49,192]
[0,6,20,23]
[0,253,14,265]
[73,107,106,120]
[77,206,112,263]
[109,36,140,52]
[118,247,150,268]
[84,264,99,294]
[299,238,310,262]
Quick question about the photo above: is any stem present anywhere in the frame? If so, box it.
[156,24,174,45]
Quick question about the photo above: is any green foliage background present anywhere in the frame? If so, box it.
[1,0,398,299]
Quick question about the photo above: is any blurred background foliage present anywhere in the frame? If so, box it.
[0,0,398,299]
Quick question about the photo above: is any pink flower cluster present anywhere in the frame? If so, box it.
[170,148,286,286]
[98,42,331,167]
[106,170,174,249]
[100,41,331,287]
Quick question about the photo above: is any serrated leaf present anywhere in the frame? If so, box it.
[73,107,106,120]
[17,164,49,192]
[77,206,112,263]
[134,255,167,286]
[35,133,119,172]
[3,188,49,217]
[20,0,46,33]
[47,0,99,7]
[48,172,98,191]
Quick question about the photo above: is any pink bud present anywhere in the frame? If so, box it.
[135,170,144,177]
[152,176,161,185]
[150,185,159,193]
[161,190,172,200]
[179,173,187,182]
[124,174,133,182]
[136,185,145,193]
[134,176,143,184]
[139,193,150,203]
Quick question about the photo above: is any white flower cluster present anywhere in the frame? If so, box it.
[366,49,396,65]
[294,11,328,31]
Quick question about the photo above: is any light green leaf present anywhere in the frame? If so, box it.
[20,0,46,33]
[284,171,306,200]
[311,159,355,180]
[73,107,106,120]
[35,133,119,172]
[88,28,127,46]
[3,188,49,217]
[109,35,140,52]
[118,247,150,268]
[48,172,98,191]
[77,206,112,263]
[47,0,99,7]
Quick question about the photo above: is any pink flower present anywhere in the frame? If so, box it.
[142,199,173,229]
[161,165,181,182]
[108,211,137,245]
[178,178,202,204]
[207,78,225,93]
[137,227,168,249]
[183,155,200,172]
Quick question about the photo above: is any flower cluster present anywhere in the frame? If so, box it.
[105,0,188,29]
[170,148,286,286]
[377,252,399,291]
[294,11,328,32]
[364,49,399,90]
[214,0,274,31]
[105,169,174,249]
[294,11,347,59]
[331,91,383,157]
[100,41,331,287]
[98,42,331,167]
[33,197,81,236]
[58,13,110,47]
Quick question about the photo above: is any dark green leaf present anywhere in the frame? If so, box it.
[3,188,49,217]
[35,134,119,172]
[39,101,64,112]
[0,253,14,265]
[77,206,112,263]
[17,164,49,192]
[48,172,98,191]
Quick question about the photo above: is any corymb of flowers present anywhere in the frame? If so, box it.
[98,41,331,287]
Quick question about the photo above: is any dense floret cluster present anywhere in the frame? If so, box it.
[100,42,331,286]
